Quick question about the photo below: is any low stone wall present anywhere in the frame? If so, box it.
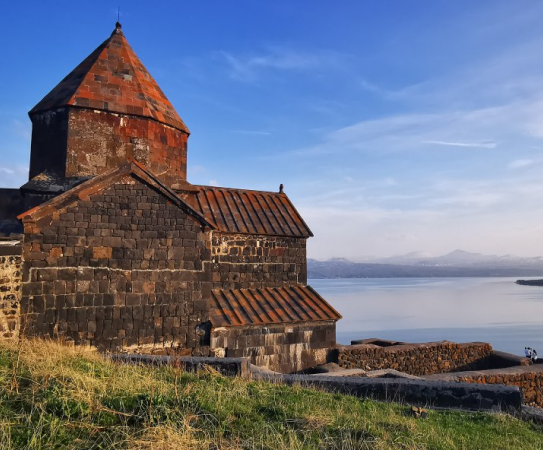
[254,373,522,413]
[427,364,543,407]
[111,354,251,377]
[113,353,525,412]
[0,241,22,339]
[334,341,493,376]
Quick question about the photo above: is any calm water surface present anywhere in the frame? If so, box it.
[310,277,543,356]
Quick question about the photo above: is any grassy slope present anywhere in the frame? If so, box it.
[0,340,542,449]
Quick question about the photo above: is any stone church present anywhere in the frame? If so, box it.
[0,23,341,373]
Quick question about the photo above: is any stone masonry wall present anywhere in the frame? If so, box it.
[66,109,188,187]
[211,234,307,290]
[21,176,211,352]
[427,365,543,407]
[336,342,493,376]
[459,371,543,407]
[29,109,69,179]
[0,243,22,338]
[30,108,188,187]
[211,321,336,373]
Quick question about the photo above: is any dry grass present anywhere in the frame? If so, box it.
[0,338,542,449]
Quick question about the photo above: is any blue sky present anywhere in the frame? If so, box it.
[1,1,543,259]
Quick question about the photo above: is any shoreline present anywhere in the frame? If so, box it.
[516,279,543,287]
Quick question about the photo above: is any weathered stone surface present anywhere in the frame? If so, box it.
[311,368,367,378]
[211,234,307,289]
[254,372,523,412]
[0,242,22,338]
[427,364,543,407]
[111,354,251,377]
[521,405,543,423]
[0,190,25,236]
[365,369,422,380]
[29,23,189,187]
[21,179,212,352]
[64,108,187,185]
[212,322,335,373]
[333,341,493,376]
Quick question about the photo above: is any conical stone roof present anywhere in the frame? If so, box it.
[30,23,189,134]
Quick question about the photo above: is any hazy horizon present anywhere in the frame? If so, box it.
[309,248,543,263]
[1,1,543,259]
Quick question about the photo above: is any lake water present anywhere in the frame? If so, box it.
[310,277,543,357]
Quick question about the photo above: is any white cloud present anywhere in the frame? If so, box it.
[205,9,543,259]
[422,140,497,149]
[274,42,543,258]
[508,159,535,169]
[219,48,347,82]
[230,130,271,136]
[274,97,543,162]
[304,195,543,260]
[425,192,505,209]
[294,142,543,259]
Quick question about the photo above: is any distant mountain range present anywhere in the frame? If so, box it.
[308,250,543,278]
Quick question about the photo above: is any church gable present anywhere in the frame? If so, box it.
[19,161,213,232]
[19,164,213,351]
[22,175,210,269]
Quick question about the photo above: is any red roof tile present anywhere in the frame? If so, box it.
[184,186,313,238]
[209,286,341,327]
[30,23,189,134]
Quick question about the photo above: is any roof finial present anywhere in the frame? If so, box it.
[113,21,123,36]
[279,184,284,194]
[113,7,122,34]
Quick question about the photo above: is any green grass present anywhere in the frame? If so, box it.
[0,339,542,449]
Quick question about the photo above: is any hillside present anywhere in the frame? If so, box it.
[1,339,543,449]
[308,250,543,278]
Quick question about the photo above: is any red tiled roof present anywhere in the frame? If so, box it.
[209,286,341,327]
[30,23,189,134]
[185,186,313,238]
